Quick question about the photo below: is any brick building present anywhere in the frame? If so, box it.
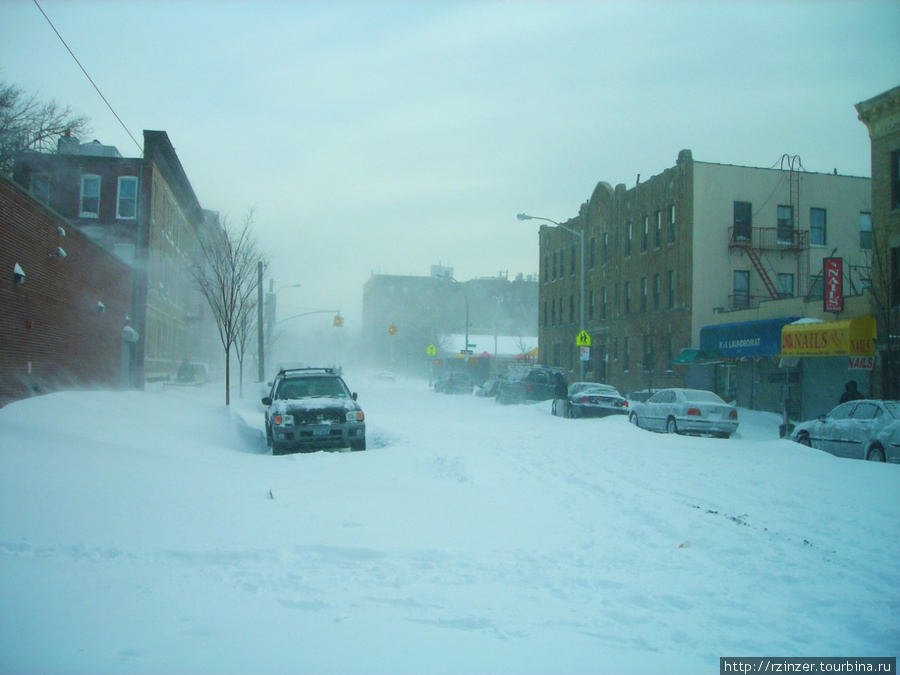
[856,84,900,399]
[13,130,215,385]
[539,149,872,400]
[0,174,134,407]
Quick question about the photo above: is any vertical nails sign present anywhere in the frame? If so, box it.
[823,257,843,312]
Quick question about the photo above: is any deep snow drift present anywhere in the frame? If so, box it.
[0,374,897,674]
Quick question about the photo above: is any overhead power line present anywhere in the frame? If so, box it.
[33,0,143,155]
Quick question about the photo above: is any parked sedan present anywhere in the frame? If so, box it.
[565,383,629,418]
[790,400,900,462]
[629,388,738,438]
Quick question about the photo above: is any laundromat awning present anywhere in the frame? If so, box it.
[780,316,876,357]
[700,317,800,358]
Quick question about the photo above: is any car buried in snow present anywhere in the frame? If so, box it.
[790,399,900,462]
[629,388,738,438]
[564,383,629,418]
[262,367,366,455]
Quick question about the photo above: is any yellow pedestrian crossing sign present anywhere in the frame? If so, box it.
[576,330,591,347]
[426,344,437,356]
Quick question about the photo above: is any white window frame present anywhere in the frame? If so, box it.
[116,176,138,219]
[80,174,101,218]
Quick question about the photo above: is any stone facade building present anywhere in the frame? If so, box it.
[856,84,900,399]
[539,149,871,400]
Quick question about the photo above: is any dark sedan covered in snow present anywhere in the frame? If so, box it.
[790,399,900,462]
[629,388,738,438]
[564,383,629,418]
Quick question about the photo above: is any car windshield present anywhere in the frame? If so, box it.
[277,377,349,400]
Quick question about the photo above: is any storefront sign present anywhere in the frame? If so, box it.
[780,317,876,357]
[848,355,875,370]
[699,318,799,358]
[823,257,843,312]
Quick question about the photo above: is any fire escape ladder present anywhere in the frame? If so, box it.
[746,245,780,301]
[797,232,810,296]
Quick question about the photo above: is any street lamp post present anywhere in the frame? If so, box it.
[440,275,470,363]
[517,212,585,381]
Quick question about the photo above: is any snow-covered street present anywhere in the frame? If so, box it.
[1,374,897,674]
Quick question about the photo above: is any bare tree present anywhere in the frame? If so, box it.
[0,80,90,175]
[233,294,258,399]
[191,209,267,405]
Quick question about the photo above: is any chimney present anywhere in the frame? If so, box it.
[58,129,80,155]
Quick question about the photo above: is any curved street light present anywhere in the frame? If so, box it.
[439,274,470,362]
[518,212,585,381]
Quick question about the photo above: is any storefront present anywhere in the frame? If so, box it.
[699,317,800,412]
[780,317,877,420]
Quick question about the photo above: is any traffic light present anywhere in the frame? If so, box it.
[333,314,344,327]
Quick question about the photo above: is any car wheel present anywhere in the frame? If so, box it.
[350,439,367,452]
[866,445,886,462]
[630,413,639,427]
[796,433,811,447]
[272,442,283,456]
[716,432,732,439]
[666,417,678,434]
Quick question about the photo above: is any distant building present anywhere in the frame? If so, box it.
[13,130,217,385]
[540,149,872,412]
[362,268,538,378]
[856,84,900,399]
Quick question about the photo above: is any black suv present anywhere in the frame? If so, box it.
[496,366,564,404]
[262,367,366,454]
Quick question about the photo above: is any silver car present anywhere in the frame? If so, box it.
[565,383,629,418]
[629,388,738,438]
[790,400,900,462]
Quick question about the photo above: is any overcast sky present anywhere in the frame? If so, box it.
[2,0,898,325]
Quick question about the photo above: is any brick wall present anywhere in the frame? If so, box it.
[0,175,134,407]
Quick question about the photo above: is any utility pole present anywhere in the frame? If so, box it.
[257,261,265,382]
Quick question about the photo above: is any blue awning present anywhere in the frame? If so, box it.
[700,317,800,358]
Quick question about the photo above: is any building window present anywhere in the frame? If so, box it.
[777,205,794,245]
[590,237,596,268]
[80,175,100,218]
[654,211,661,249]
[667,205,675,244]
[625,223,632,257]
[553,251,558,280]
[623,336,630,371]
[643,335,652,372]
[667,270,675,309]
[559,298,563,326]
[588,290,594,321]
[601,287,607,320]
[733,201,752,242]
[777,273,794,298]
[30,173,50,204]
[860,212,873,250]
[551,300,556,326]
[543,255,549,283]
[613,284,619,316]
[569,295,574,324]
[733,270,751,308]
[653,274,660,311]
[640,277,648,313]
[891,247,900,307]
[570,246,576,277]
[116,176,138,219]
[810,207,826,247]
[641,217,648,253]
[543,302,548,328]
[624,281,631,314]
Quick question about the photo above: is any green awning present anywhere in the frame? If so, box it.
[671,348,714,364]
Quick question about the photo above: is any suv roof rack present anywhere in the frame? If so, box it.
[278,367,335,376]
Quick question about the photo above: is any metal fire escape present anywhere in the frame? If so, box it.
[728,155,811,308]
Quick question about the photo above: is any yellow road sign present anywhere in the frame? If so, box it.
[426,344,436,355]
[576,330,591,347]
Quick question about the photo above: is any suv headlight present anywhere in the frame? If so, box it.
[273,414,294,426]
[346,411,364,422]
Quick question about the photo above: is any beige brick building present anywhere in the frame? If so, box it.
[538,149,871,401]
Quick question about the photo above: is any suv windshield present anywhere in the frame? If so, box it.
[276,377,350,400]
